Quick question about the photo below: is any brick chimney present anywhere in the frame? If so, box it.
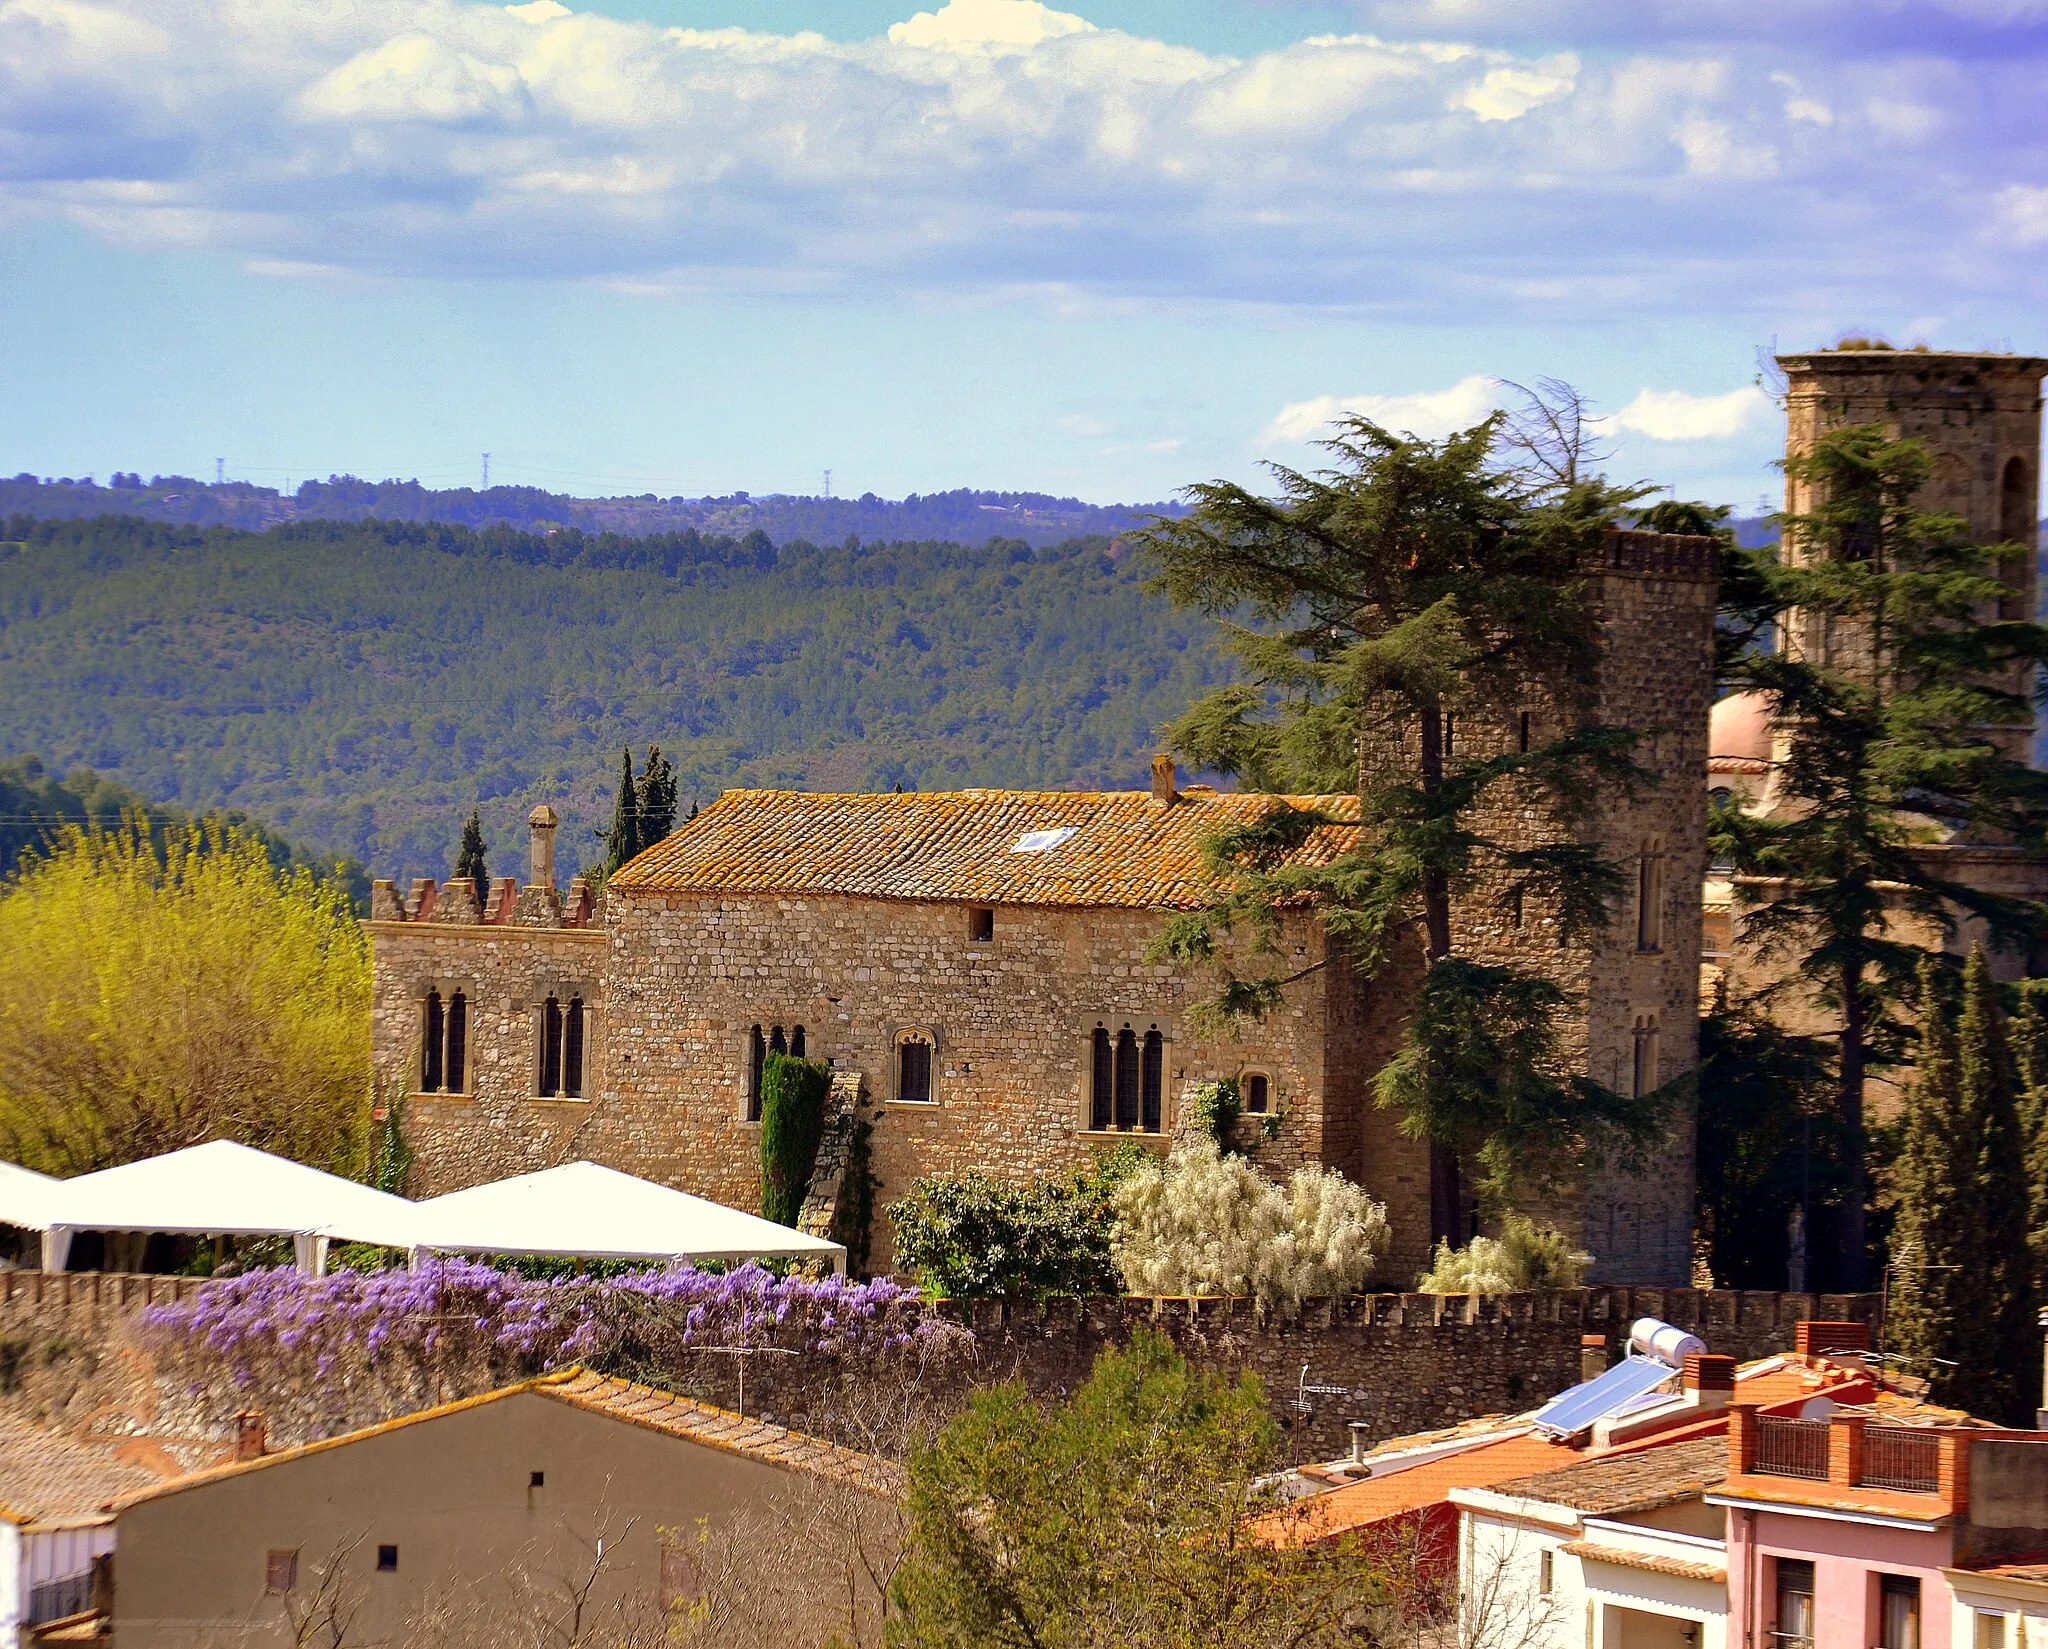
[1150,753,1177,808]
[1795,1320,1868,1360]
[528,804,559,890]
[234,1410,267,1463]
[1728,1404,1758,1475]
[1683,1353,1736,1410]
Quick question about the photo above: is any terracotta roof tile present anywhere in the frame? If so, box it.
[1560,1541,1726,1584]
[1491,1436,1729,1514]
[0,1416,167,1524]
[1258,1434,1588,1544]
[611,787,1360,910]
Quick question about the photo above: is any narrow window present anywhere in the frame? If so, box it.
[540,995,563,1098]
[1090,1026,1113,1130]
[1636,839,1664,952]
[1140,1029,1163,1132]
[1114,1027,1140,1129]
[377,1545,399,1573]
[445,991,467,1094]
[1442,712,1456,759]
[746,1025,766,1122]
[769,1025,788,1058]
[529,1470,545,1489]
[1509,887,1524,929]
[968,907,994,942]
[421,991,445,1093]
[899,1035,933,1103]
[791,1024,806,1058]
[563,996,585,1098]
[1632,1016,1660,1099]
[1977,1613,2010,1649]
[1518,710,1532,753]
[1537,1550,1552,1596]
[1880,1576,1921,1649]
[1245,1073,1270,1114]
[266,1550,298,1594]
[1775,1559,1814,1649]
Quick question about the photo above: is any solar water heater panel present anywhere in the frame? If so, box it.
[1527,1354,1677,1438]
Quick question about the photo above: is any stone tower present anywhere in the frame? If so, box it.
[1777,347,2046,759]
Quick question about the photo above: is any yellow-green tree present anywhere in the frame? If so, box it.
[0,819,370,1176]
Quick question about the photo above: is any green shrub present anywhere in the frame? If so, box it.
[1416,1215,1592,1294]
[758,1052,832,1227]
[888,1147,1142,1299]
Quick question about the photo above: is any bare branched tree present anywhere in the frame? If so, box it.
[1494,376,1612,494]
[281,1532,371,1649]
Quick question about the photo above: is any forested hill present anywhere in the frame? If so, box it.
[0,515,1234,886]
[0,474,1183,548]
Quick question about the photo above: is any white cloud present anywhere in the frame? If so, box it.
[887,0,1095,51]
[1264,376,1501,445]
[1609,384,1771,440]
[0,0,2040,321]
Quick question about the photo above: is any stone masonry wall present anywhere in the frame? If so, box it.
[368,919,609,1193]
[579,893,1428,1273]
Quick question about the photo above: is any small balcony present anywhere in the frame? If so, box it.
[1737,1412,1946,1498]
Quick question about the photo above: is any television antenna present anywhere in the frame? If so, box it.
[215,458,225,486]
[822,469,832,499]
[481,452,490,490]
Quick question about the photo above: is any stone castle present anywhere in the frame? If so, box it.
[367,346,2044,1287]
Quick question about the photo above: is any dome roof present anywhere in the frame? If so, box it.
[1708,692,1774,771]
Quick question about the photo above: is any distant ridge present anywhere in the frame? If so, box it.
[0,473,1185,549]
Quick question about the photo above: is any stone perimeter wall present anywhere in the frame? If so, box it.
[0,1274,1877,1467]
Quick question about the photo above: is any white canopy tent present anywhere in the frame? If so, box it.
[38,1140,426,1275]
[415,1161,847,1274]
[0,1159,60,1235]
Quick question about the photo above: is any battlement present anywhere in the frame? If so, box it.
[369,873,596,930]
[1602,528,1718,579]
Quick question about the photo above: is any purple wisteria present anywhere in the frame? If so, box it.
[141,1259,960,1400]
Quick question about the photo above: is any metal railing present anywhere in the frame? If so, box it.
[28,1571,93,1625]
[1862,1426,1939,1493]
[1755,1416,1830,1479]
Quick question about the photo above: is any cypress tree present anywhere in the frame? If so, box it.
[1888,959,1969,1391]
[636,745,678,846]
[1954,948,2038,1425]
[453,807,488,888]
[2014,987,2048,1303]
[601,746,640,875]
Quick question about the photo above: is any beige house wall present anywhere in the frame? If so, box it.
[112,1392,852,1649]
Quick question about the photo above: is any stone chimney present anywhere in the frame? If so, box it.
[1150,753,1177,808]
[528,804,560,890]
[234,1410,267,1463]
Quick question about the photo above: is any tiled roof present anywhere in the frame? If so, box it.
[0,1415,166,1524]
[541,1370,899,1494]
[114,1368,896,1507]
[611,787,1361,910]
[1491,1436,1729,1514]
[1260,1434,1587,1544]
[1963,1551,2048,1583]
[1560,1541,1726,1584]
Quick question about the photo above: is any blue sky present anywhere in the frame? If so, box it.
[4,0,2044,509]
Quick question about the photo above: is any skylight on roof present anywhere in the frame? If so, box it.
[1011,827,1078,853]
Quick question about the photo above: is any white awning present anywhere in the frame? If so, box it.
[40,1140,425,1273]
[0,1159,60,1232]
[415,1161,846,1274]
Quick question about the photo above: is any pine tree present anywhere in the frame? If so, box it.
[601,746,640,876]
[1888,959,1970,1389]
[1954,948,2038,1425]
[636,745,678,846]
[453,807,488,888]
[2016,987,2048,1303]
[1717,425,2048,1287]
[1138,410,1664,1205]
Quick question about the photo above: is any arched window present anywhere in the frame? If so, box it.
[564,996,585,1098]
[421,991,444,1093]
[2000,457,2032,619]
[1090,1022,1166,1134]
[1632,1015,1660,1099]
[419,988,467,1094]
[744,1023,806,1121]
[540,995,564,1097]
[1636,839,1665,953]
[897,1031,934,1103]
[1243,1072,1270,1114]
[445,991,467,1094]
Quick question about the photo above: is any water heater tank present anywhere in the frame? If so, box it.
[1630,1317,1708,1367]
